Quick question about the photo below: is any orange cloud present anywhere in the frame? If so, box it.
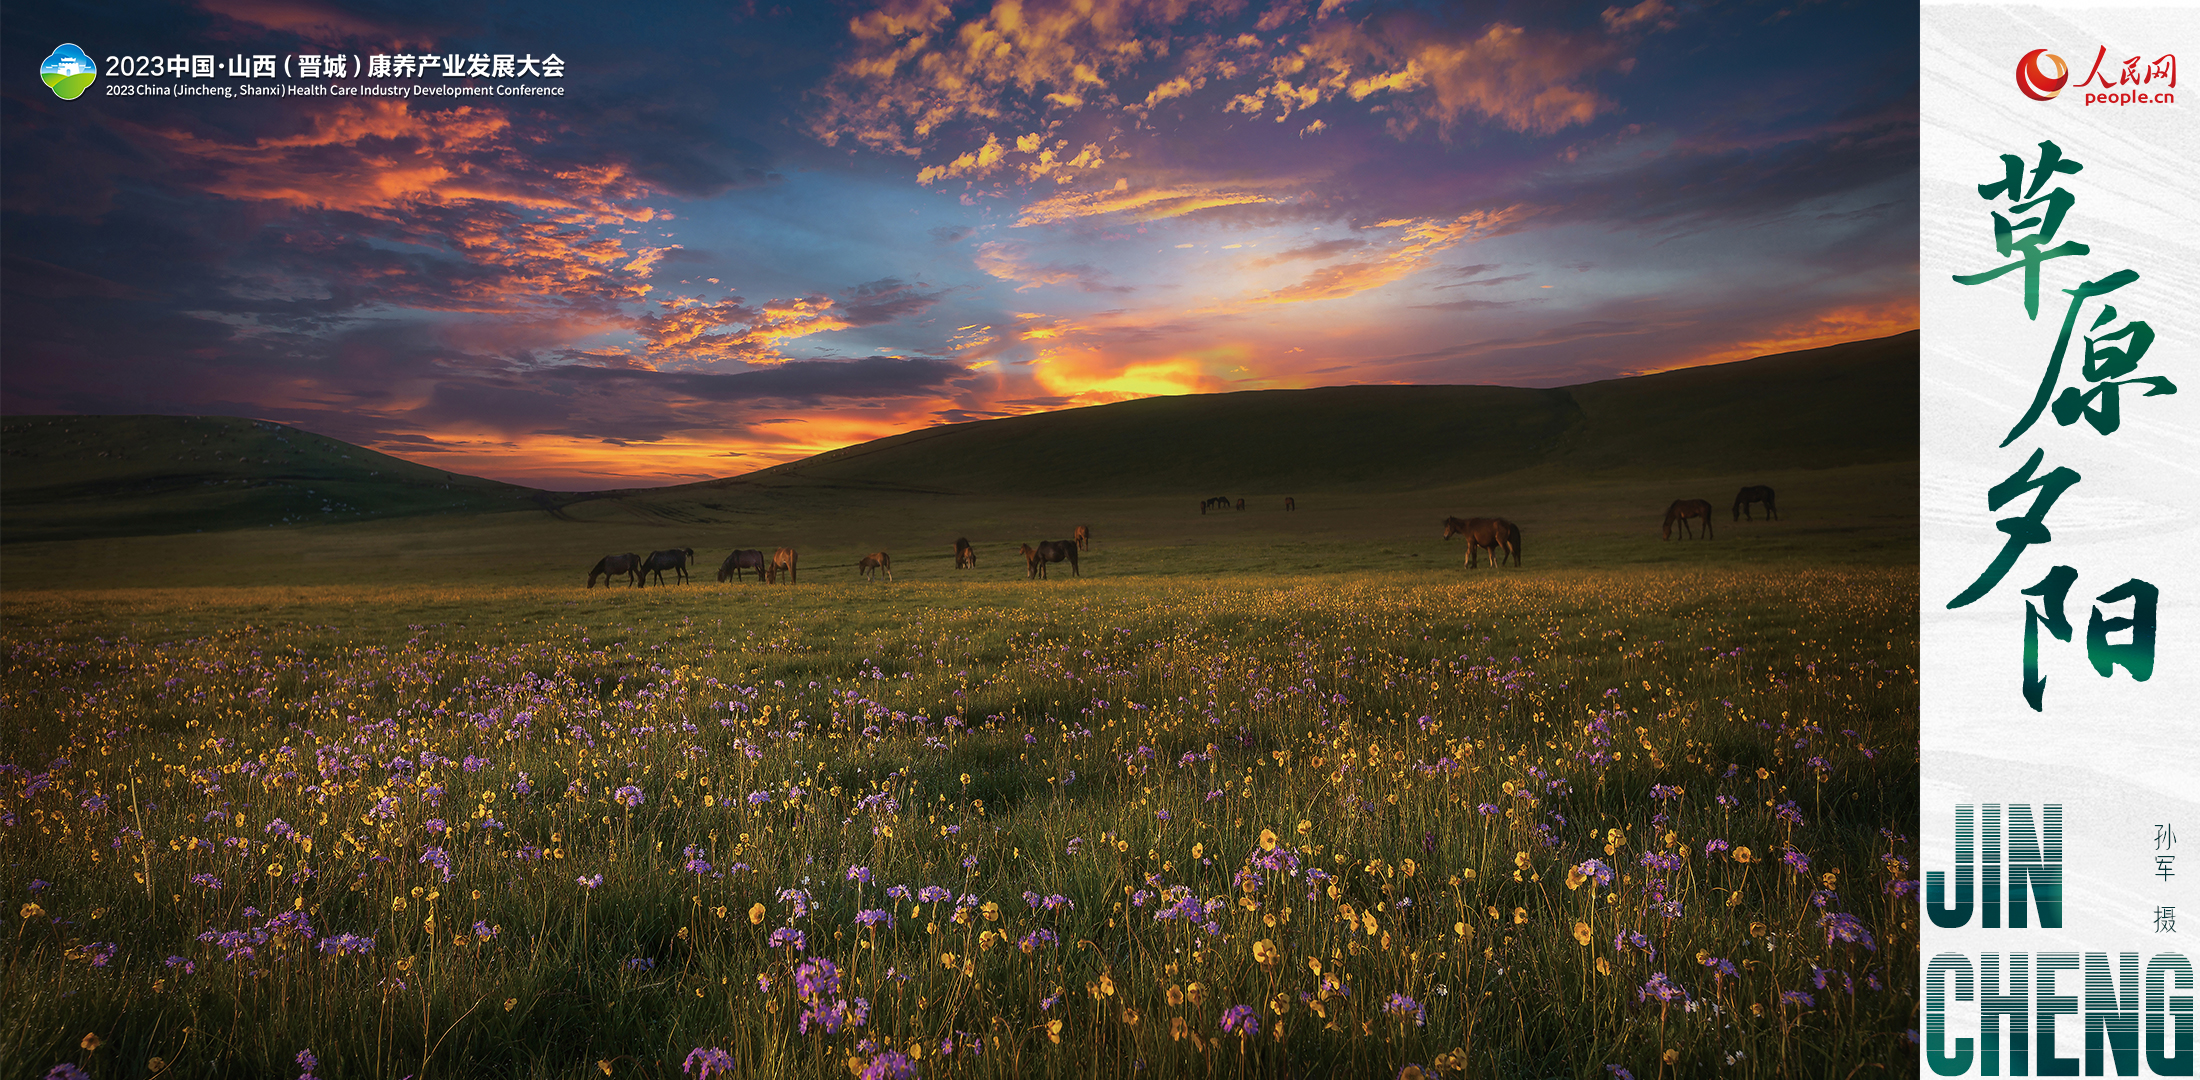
[141,102,669,314]
[1014,183,1271,226]
[1644,299,1920,374]
[1258,207,1526,304]
[634,295,857,365]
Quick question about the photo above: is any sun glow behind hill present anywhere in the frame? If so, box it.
[1,332,1914,544]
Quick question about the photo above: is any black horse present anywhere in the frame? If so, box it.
[718,548,768,582]
[1733,485,1778,522]
[1200,496,1232,514]
[588,553,641,588]
[640,548,696,585]
[1026,539,1080,579]
[1441,516,1522,567]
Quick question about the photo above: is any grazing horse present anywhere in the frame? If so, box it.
[639,548,696,586]
[1200,496,1232,514]
[587,552,642,588]
[1284,497,1295,511]
[1441,516,1522,568]
[767,547,799,584]
[718,548,768,583]
[1021,543,1042,578]
[858,552,893,581]
[1234,498,1245,512]
[1733,485,1778,522]
[954,537,977,569]
[1025,540,1080,579]
[1663,500,1715,540]
[1073,524,1091,552]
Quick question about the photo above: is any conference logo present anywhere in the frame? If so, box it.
[2015,48,2068,100]
[40,43,97,100]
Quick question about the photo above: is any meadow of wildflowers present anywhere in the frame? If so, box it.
[1,566,1916,1077]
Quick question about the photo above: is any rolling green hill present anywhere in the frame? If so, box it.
[0,414,543,543]
[1,332,1914,544]
[604,330,1916,506]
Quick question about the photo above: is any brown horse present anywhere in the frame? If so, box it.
[1733,485,1778,522]
[1073,524,1091,552]
[767,547,799,583]
[1663,500,1715,540]
[1441,516,1522,568]
[954,537,976,569]
[587,552,641,588]
[858,552,893,581]
[1234,498,1245,512]
[639,547,696,586]
[1025,540,1079,579]
[1283,497,1295,511]
[718,548,767,582]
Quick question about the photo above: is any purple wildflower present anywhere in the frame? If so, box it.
[683,1046,736,1079]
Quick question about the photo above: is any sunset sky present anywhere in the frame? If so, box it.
[3,0,1918,489]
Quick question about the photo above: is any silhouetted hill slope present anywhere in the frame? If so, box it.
[1,332,1915,540]
[1,415,540,543]
[638,331,1917,502]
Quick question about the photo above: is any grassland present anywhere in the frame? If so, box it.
[0,335,1919,1078]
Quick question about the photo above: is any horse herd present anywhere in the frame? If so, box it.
[584,526,1095,588]
[583,485,1782,585]
[1202,495,1294,513]
[1444,485,1780,568]
[1658,485,1780,540]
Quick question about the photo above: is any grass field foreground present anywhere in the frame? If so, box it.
[0,567,1917,1079]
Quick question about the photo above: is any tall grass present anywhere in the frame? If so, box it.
[1,568,1916,1078]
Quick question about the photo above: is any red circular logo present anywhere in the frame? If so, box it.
[2016,49,2068,100]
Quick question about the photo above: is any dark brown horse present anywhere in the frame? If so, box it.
[640,548,696,586]
[718,548,767,582]
[1283,497,1295,511]
[1026,540,1079,579]
[1733,485,1778,522]
[858,552,893,581]
[1200,496,1231,514]
[1441,516,1522,567]
[1073,524,1091,552]
[587,552,641,588]
[767,547,799,584]
[1663,500,1715,540]
[954,537,976,569]
[1234,498,1245,512]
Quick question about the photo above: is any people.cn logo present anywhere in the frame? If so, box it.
[2016,49,2069,100]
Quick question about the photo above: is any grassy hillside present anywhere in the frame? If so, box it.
[681,331,1917,500]
[0,414,543,543]
[0,332,1915,553]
